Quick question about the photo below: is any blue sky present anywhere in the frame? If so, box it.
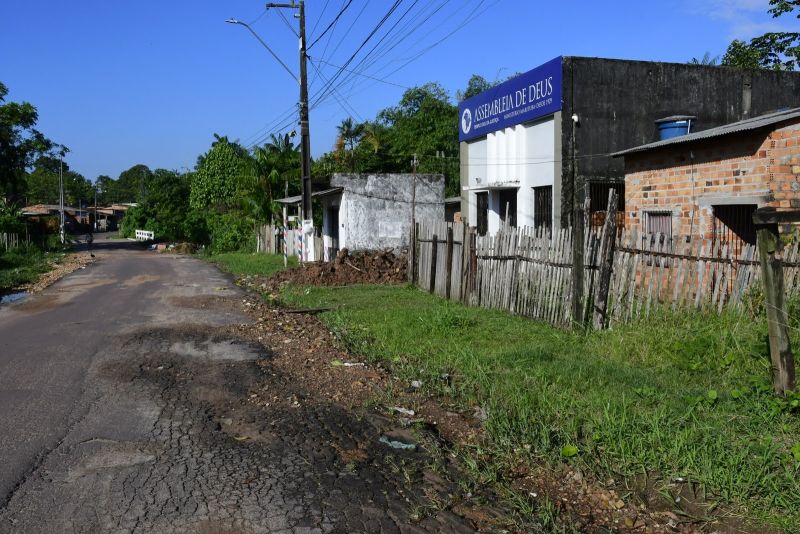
[0,0,789,182]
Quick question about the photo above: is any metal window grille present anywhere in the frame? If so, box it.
[533,185,553,230]
[476,192,488,236]
[712,204,757,257]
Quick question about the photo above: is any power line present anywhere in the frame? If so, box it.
[308,0,332,39]
[309,57,410,89]
[310,1,403,110]
[308,0,353,50]
[308,60,363,122]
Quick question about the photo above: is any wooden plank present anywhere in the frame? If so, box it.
[757,226,796,395]
[444,227,453,300]
[592,189,618,329]
[429,233,438,294]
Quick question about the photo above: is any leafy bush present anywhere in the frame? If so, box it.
[207,212,254,254]
[182,209,210,246]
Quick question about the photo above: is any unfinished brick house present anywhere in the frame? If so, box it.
[613,108,800,251]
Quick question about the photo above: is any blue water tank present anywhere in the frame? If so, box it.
[655,115,696,140]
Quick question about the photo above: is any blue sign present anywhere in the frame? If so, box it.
[459,57,562,142]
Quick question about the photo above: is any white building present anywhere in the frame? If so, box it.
[459,57,562,235]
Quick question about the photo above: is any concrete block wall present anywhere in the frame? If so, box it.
[331,173,444,251]
[624,118,800,239]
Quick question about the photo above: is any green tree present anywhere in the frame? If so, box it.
[0,82,52,202]
[457,74,494,101]
[378,82,459,194]
[114,164,152,204]
[94,175,114,205]
[25,156,92,208]
[722,0,799,70]
[119,169,191,240]
[190,136,251,210]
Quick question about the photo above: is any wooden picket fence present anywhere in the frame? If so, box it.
[1,232,23,252]
[412,219,800,329]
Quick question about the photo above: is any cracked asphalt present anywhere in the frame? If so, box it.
[0,239,483,533]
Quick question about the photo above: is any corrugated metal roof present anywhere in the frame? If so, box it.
[275,187,343,205]
[444,196,461,204]
[612,107,800,157]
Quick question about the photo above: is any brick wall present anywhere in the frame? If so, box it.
[624,118,800,240]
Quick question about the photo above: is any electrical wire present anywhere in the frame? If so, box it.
[309,1,403,110]
[308,0,353,50]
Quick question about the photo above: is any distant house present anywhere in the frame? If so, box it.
[612,107,800,251]
[277,173,444,261]
[22,203,134,232]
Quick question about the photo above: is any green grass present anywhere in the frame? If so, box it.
[0,245,64,291]
[206,252,298,277]
[279,283,800,529]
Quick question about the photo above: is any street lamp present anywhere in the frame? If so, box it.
[225,19,298,83]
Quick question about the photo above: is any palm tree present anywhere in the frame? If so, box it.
[245,134,300,224]
[688,52,720,66]
[336,117,362,172]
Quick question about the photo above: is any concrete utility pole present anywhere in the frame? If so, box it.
[570,113,584,326]
[59,155,65,244]
[265,0,314,261]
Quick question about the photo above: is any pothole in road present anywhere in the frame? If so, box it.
[114,326,271,363]
[170,339,264,361]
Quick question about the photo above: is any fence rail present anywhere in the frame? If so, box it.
[412,219,799,329]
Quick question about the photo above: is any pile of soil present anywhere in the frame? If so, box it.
[269,248,407,287]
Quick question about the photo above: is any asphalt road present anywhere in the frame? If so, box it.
[0,238,480,533]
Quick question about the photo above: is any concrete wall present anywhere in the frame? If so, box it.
[624,118,800,240]
[560,57,800,226]
[330,173,444,251]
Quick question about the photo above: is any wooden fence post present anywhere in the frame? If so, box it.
[445,227,454,300]
[754,208,797,395]
[430,234,438,294]
[592,190,619,330]
[409,222,417,283]
[459,223,468,302]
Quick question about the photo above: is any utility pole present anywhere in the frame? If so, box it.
[266,0,314,261]
[411,153,419,231]
[570,113,584,327]
[59,154,65,244]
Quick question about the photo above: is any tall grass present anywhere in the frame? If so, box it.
[281,283,800,529]
[0,244,66,291]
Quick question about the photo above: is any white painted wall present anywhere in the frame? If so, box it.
[464,116,556,233]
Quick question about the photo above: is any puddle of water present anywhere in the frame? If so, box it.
[0,291,27,305]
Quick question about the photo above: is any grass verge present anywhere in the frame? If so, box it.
[206,252,298,277]
[280,283,800,530]
[0,245,65,292]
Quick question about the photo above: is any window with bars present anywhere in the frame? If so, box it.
[712,204,757,257]
[643,210,673,266]
[588,182,625,229]
[476,192,488,236]
[644,210,673,238]
[533,185,552,230]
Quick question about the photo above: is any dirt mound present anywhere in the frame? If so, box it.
[268,248,407,287]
